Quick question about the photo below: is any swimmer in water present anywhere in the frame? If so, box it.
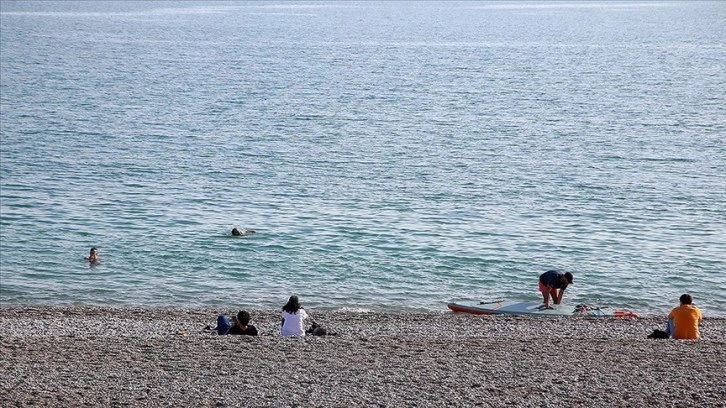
[85,247,100,264]
[232,228,256,236]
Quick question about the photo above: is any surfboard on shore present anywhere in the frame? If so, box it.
[448,300,638,318]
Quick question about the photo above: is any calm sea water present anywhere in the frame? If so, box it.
[1,1,724,316]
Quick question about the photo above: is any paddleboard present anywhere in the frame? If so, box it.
[447,300,637,318]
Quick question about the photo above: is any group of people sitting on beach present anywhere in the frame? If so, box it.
[214,295,331,337]
[216,274,701,340]
[84,245,701,340]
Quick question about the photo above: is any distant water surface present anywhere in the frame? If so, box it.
[1,1,724,316]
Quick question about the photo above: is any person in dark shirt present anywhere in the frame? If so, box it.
[538,270,573,309]
[226,310,258,336]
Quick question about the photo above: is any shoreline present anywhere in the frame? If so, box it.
[2,307,725,407]
[4,302,717,319]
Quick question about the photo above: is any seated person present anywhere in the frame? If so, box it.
[225,310,258,336]
[666,294,702,340]
[281,295,308,337]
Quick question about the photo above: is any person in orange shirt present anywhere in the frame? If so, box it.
[666,294,702,340]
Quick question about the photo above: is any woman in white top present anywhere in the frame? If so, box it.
[281,295,309,337]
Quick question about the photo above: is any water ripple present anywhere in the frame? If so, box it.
[1,1,725,316]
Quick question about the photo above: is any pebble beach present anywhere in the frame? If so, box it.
[1,307,724,407]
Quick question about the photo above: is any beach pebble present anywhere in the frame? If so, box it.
[1,307,724,407]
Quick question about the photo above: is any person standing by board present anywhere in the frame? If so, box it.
[539,270,573,309]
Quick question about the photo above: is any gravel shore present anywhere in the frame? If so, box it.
[1,307,724,407]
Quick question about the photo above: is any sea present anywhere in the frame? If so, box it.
[1,1,724,317]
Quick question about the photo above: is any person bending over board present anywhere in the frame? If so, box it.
[666,294,702,340]
[538,270,573,309]
[281,295,309,337]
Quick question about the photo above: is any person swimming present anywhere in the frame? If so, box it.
[85,247,100,264]
[232,228,256,236]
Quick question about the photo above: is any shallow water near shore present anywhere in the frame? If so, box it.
[1,1,725,316]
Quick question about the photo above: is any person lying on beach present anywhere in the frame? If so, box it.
[85,247,100,264]
[666,293,702,340]
[281,295,309,337]
[216,311,258,335]
[538,270,573,309]
[226,311,258,336]
[231,228,256,236]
